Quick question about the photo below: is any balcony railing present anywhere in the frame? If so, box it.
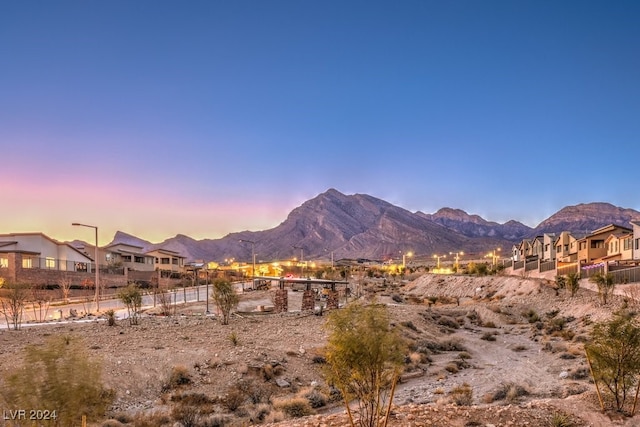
[20,257,124,275]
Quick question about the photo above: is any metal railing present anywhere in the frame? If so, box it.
[610,266,640,284]
[525,260,539,272]
[21,257,125,275]
[513,260,525,270]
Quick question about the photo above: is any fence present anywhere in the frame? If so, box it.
[539,260,556,273]
[513,260,525,270]
[609,266,640,285]
[580,263,605,280]
[22,257,125,275]
[557,263,578,276]
[525,260,539,272]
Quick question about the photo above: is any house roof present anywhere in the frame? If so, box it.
[0,232,93,261]
[146,248,186,258]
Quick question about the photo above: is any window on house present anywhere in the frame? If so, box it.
[0,256,8,268]
[134,256,144,263]
[636,238,640,250]
[122,255,132,262]
[161,258,170,264]
[591,240,604,249]
[22,256,33,268]
[172,258,178,265]
[565,244,570,251]
[46,257,56,269]
[624,238,632,251]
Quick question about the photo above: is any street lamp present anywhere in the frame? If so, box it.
[402,251,413,268]
[449,251,464,272]
[487,248,502,266]
[239,239,256,290]
[433,254,446,269]
[293,246,304,277]
[72,222,100,312]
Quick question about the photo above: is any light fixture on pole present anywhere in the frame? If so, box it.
[449,251,464,271]
[72,222,100,312]
[433,254,446,269]
[402,251,413,269]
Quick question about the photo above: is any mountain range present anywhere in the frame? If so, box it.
[106,189,640,263]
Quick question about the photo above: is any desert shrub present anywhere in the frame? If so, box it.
[233,378,273,404]
[449,383,473,406]
[106,309,116,326]
[401,320,418,331]
[101,420,125,427]
[585,311,640,412]
[482,320,497,328]
[565,273,580,297]
[222,388,246,412]
[550,412,575,427]
[491,382,528,403]
[391,294,404,303]
[199,414,230,427]
[522,308,540,323]
[118,284,143,325]
[132,411,173,427]
[170,392,214,406]
[437,315,460,330]
[458,351,472,360]
[0,335,113,426]
[568,367,590,380]
[163,365,192,391]
[481,332,497,341]
[211,279,239,325]
[512,345,527,352]
[302,388,328,408]
[273,397,314,418]
[590,273,615,305]
[171,402,200,427]
[227,331,239,346]
[445,363,459,373]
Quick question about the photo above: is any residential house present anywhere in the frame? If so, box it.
[517,239,532,260]
[0,232,94,283]
[602,232,633,263]
[632,221,640,260]
[147,248,186,274]
[103,243,155,272]
[542,233,556,261]
[530,236,544,260]
[554,231,579,263]
[577,224,633,266]
[511,244,520,262]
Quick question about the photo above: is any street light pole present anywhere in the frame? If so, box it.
[449,251,464,272]
[72,222,100,312]
[239,239,256,289]
[433,254,446,270]
[293,246,304,277]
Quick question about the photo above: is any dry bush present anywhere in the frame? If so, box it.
[132,411,173,427]
[163,365,192,391]
[437,315,460,330]
[222,388,246,412]
[273,397,315,418]
[481,332,497,341]
[491,382,529,403]
[449,383,473,406]
[300,387,328,408]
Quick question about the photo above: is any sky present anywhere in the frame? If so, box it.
[2,1,639,244]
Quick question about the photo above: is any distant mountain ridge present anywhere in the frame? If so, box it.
[104,189,640,262]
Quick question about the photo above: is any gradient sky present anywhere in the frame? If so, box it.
[2,1,639,244]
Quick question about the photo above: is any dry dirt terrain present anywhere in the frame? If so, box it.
[2,274,640,427]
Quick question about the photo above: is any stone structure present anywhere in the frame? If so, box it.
[274,288,288,313]
[301,289,315,311]
[326,290,339,309]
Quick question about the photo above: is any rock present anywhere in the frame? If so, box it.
[559,371,569,379]
[276,378,291,388]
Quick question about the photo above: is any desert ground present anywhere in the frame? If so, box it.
[2,273,640,426]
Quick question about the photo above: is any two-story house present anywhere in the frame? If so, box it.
[103,243,155,272]
[554,231,579,263]
[577,224,633,266]
[147,248,186,275]
[542,233,556,261]
[632,221,640,261]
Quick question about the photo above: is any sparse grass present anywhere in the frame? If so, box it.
[481,332,497,341]
[490,382,529,403]
[163,365,192,392]
[512,344,528,352]
[227,331,239,346]
[550,412,574,427]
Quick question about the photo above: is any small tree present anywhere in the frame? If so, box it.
[30,284,52,322]
[212,279,238,325]
[118,283,143,325]
[1,335,113,426]
[566,272,580,297]
[555,275,566,295]
[585,311,640,413]
[591,272,615,305]
[0,281,28,330]
[59,273,73,303]
[323,302,406,427]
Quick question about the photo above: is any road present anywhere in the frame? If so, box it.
[1,281,251,329]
